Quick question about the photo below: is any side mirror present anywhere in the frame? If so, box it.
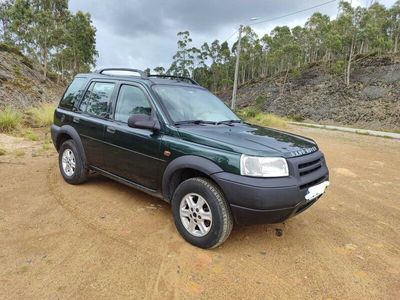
[127,114,160,132]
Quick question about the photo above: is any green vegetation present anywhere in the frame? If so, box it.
[27,103,55,127]
[14,148,25,157]
[238,108,288,128]
[0,0,97,81]
[0,147,6,155]
[160,1,400,92]
[0,107,21,132]
[23,129,39,141]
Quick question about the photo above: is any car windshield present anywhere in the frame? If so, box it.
[152,85,240,124]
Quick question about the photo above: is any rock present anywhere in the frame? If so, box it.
[0,70,11,81]
[361,86,386,100]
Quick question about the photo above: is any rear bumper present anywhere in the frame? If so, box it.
[212,150,329,225]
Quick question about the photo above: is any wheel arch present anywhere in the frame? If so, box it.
[55,125,88,169]
[162,155,224,202]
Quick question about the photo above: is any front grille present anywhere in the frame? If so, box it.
[289,151,328,190]
[300,176,326,190]
[298,157,322,177]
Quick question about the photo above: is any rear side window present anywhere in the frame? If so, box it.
[114,85,151,123]
[59,77,87,110]
[80,82,115,117]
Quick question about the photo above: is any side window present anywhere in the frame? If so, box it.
[114,85,152,123]
[59,77,87,110]
[80,82,115,117]
[79,82,95,112]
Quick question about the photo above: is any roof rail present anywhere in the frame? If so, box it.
[148,74,199,85]
[95,68,147,78]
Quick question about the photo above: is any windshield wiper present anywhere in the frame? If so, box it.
[215,119,242,126]
[174,120,217,126]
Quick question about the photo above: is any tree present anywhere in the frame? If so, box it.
[153,66,165,75]
[169,31,198,77]
[65,11,97,75]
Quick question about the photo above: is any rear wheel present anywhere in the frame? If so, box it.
[172,177,233,249]
[58,139,88,185]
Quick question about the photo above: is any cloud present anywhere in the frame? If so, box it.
[69,0,397,71]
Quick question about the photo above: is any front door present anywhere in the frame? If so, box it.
[102,83,164,190]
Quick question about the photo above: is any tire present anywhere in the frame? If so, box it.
[58,139,88,185]
[171,177,233,249]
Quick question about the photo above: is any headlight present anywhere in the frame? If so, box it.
[240,155,289,177]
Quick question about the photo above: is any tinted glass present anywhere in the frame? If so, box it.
[59,77,87,110]
[114,85,151,123]
[79,82,95,112]
[153,85,239,123]
[81,82,115,117]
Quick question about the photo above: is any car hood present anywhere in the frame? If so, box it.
[177,123,318,158]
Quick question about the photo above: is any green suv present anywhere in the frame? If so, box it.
[51,68,329,249]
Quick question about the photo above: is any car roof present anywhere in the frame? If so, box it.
[75,71,202,89]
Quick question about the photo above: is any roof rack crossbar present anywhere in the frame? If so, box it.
[96,68,147,78]
[148,74,199,85]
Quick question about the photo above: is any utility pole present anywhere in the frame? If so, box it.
[231,25,243,110]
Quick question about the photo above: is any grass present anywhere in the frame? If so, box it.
[23,129,40,141]
[14,149,25,157]
[237,108,288,128]
[0,107,21,132]
[27,103,55,127]
[0,147,6,156]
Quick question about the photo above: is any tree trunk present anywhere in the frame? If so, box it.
[280,65,290,95]
[43,46,48,81]
[394,34,399,53]
[346,37,354,87]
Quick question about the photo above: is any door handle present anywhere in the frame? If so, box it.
[106,126,116,134]
[72,116,80,123]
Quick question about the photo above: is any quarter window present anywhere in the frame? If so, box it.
[59,77,87,110]
[80,82,115,117]
[114,85,151,123]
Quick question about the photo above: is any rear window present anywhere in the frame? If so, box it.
[59,77,88,110]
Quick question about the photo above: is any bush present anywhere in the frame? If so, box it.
[0,43,23,56]
[47,72,58,82]
[329,60,345,76]
[27,103,56,127]
[0,107,21,132]
[23,129,39,141]
[288,115,305,122]
[237,108,288,128]
[21,56,34,69]
[255,95,266,108]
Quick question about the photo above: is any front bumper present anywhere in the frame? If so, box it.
[211,150,329,225]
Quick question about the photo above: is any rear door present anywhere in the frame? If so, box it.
[102,83,164,190]
[75,80,116,168]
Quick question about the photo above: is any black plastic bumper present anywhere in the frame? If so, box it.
[211,150,329,225]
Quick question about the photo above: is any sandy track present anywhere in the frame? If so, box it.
[0,127,399,299]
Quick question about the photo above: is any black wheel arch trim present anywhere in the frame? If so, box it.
[161,155,224,202]
[51,124,88,169]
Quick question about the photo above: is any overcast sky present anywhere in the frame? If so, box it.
[69,0,397,72]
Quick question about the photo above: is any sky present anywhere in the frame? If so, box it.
[69,0,397,72]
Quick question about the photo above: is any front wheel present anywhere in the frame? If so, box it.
[171,177,233,249]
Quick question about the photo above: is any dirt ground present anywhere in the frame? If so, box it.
[0,126,399,299]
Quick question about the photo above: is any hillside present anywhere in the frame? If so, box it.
[0,45,64,110]
[219,55,400,131]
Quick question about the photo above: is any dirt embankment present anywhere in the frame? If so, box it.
[0,48,64,109]
[219,55,400,131]
[0,128,399,299]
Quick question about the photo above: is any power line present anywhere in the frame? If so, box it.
[250,0,338,26]
[222,0,338,43]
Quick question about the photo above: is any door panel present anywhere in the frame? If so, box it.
[103,121,164,189]
[102,84,164,190]
[76,81,116,169]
